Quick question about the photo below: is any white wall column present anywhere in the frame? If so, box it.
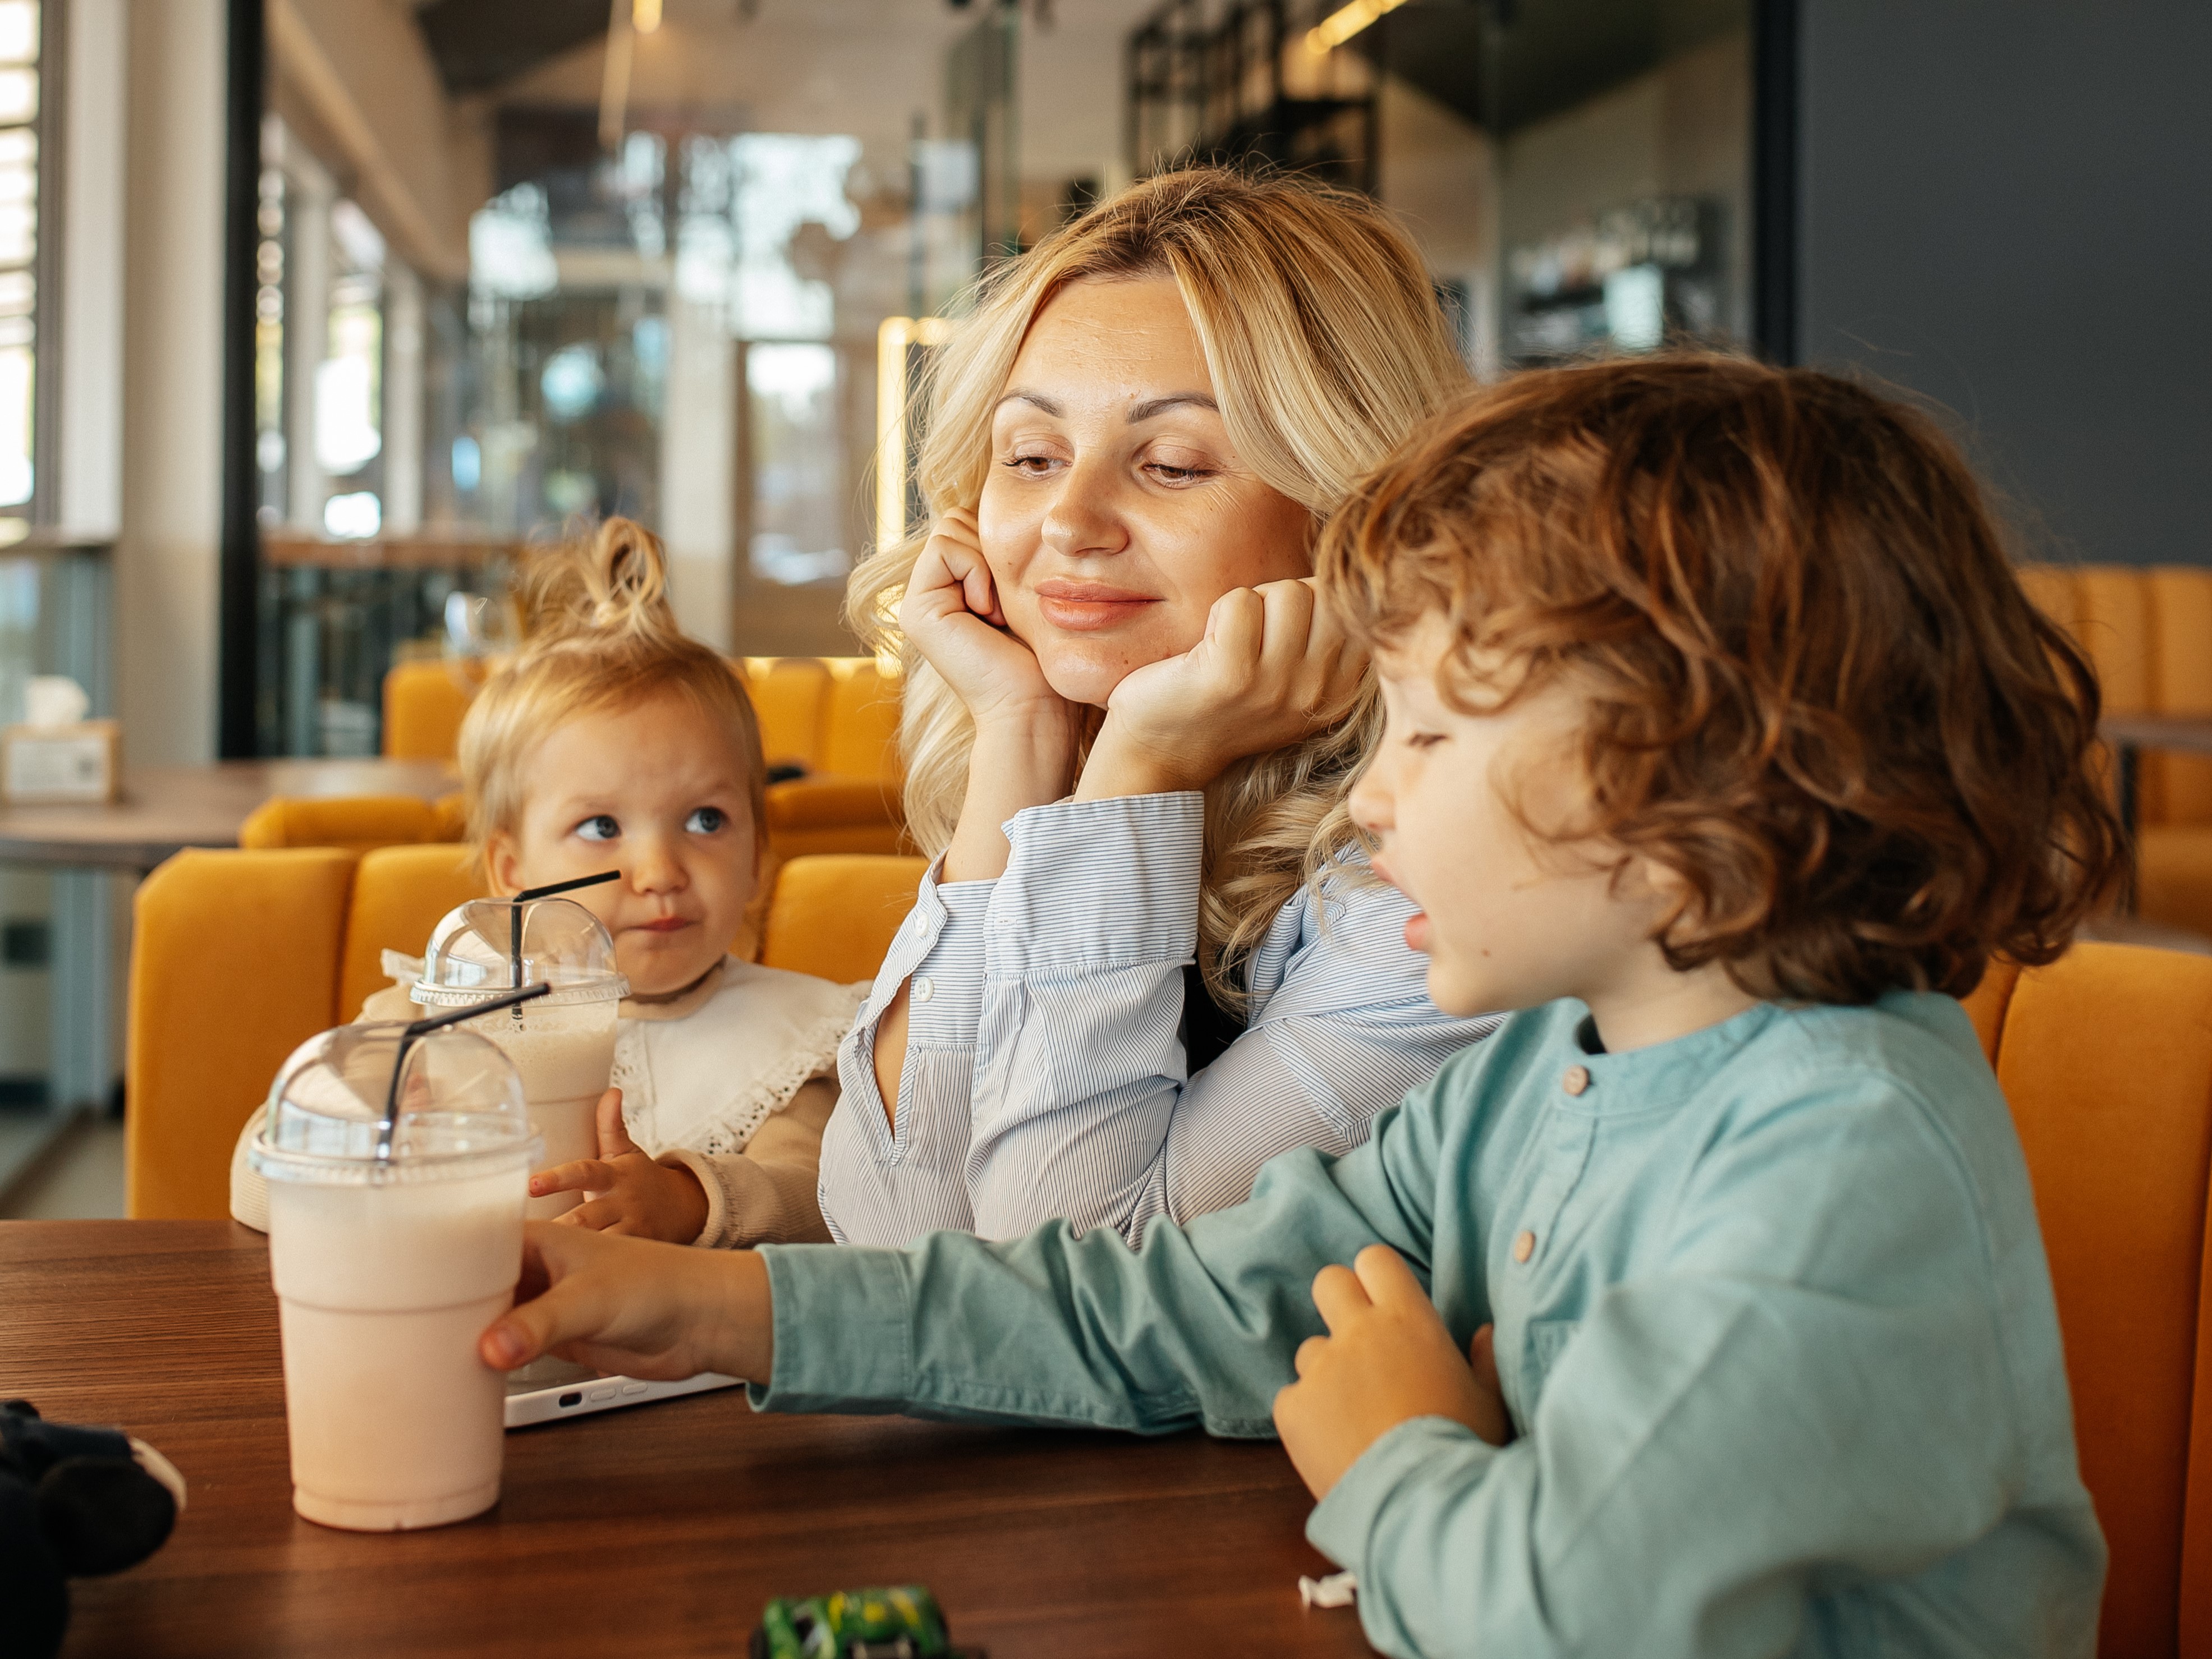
[660,292,734,651]
[57,0,125,537]
[116,0,227,766]
[382,260,423,534]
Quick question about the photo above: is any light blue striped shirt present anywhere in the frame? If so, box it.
[818,792,1499,1246]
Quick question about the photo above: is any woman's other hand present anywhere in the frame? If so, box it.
[898,510,1068,730]
[1077,578,1365,800]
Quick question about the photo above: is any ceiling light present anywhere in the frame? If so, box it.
[633,0,662,34]
[1305,0,1407,53]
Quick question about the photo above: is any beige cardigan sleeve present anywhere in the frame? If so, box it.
[658,1076,836,1248]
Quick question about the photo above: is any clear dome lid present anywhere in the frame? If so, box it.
[414,895,627,1008]
[250,1021,539,1185]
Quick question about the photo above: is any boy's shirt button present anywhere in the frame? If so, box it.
[911,976,935,1003]
[1562,1065,1591,1096]
[1513,1229,1536,1263]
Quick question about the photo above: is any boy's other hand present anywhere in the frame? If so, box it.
[479,1223,774,1383]
[1273,1244,1510,1500]
[530,1088,712,1244]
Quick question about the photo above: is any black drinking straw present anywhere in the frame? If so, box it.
[507,870,621,986]
[375,980,552,1162]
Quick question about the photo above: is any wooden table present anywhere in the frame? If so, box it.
[0,758,455,869]
[0,1221,1366,1658]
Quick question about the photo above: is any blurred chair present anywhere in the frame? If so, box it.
[758,854,925,982]
[1959,943,2212,1657]
[382,659,477,760]
[2018,563,2212,940]
[126,850,923,1219]
[377,653,907,857]
[238,792,467,854]
[742,656,836,771]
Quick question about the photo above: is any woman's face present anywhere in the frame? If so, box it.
[976,277,1315,707]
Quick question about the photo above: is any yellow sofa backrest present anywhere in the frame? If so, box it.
[126,850,923,1220]
[1963,944,2212,1657]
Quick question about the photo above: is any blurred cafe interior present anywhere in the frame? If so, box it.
[0,0,2208,1652]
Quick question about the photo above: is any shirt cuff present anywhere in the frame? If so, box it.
[905,864,994,1045]
[749,1243,915,1412]
[1305,1414,1500,1571]
[990,792,1205,975]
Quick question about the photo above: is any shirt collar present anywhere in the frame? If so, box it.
[1561,999,1782,1113]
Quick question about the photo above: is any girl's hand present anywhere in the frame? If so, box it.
[530,1088,710,1244]
[1271,1245,1511,1501]
[479,1223,774,1382]
[1076,578,1365,801]
[898,511,1068,731]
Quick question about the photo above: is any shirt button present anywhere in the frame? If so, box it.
[910,976,934,1003]
[1513,1229,1536,1264]
[1562,1065,1590,1096]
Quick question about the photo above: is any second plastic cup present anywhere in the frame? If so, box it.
[412,896,626,1218]
[252,1021,539,1531]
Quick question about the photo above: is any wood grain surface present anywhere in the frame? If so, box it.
[0,760,457,867]
[0,1220,1370,1659]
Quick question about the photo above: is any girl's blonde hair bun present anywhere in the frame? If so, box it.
[459,516,768,864]
[519,515,681,647]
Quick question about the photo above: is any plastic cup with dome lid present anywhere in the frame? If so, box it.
[249,998,543,1532]
[414,874,629,1217]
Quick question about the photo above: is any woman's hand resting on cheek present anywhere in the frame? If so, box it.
[1272,1245,1511,1501]
[900,510,1080,738]
[1076,577,1365,801]
[479,1223,775,1384]
[903,509,1092,884]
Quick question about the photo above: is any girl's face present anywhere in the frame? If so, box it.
[485,689,759,998]
[976,276,1315,707]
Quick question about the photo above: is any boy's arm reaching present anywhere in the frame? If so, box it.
[488,1085,1451,1438]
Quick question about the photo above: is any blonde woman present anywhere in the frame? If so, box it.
[822,168,1500,1246]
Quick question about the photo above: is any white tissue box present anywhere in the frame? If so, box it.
[2,719,120,803]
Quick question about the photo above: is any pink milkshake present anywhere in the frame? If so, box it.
[251,1021,538,1531]
[411,896,626,1219]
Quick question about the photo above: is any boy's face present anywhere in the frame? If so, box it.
[488,689,760,998]
[1351,617,1664,1022]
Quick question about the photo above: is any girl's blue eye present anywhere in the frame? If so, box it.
[575,815,619,842]
[685,806,728,834]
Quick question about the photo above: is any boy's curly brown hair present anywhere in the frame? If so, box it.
[1319,353,2125,1004]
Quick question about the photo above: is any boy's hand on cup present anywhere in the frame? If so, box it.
[479,1224,774,1384]
[900,510,1071,732]
[1079,578,1364,800]
[1272,1244,1511,1501]
[529,1088,711,1244]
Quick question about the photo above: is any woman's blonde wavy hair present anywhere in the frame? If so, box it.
[846,167,1468,1007]
[459,517,768,872]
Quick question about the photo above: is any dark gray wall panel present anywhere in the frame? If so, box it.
[1798,1,2212,566]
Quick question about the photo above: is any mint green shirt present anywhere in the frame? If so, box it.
[761,994,2104,1658]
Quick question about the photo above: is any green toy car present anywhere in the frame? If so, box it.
[750,1584,980,1659]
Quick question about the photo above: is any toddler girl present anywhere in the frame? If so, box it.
[232,520,864,1248]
